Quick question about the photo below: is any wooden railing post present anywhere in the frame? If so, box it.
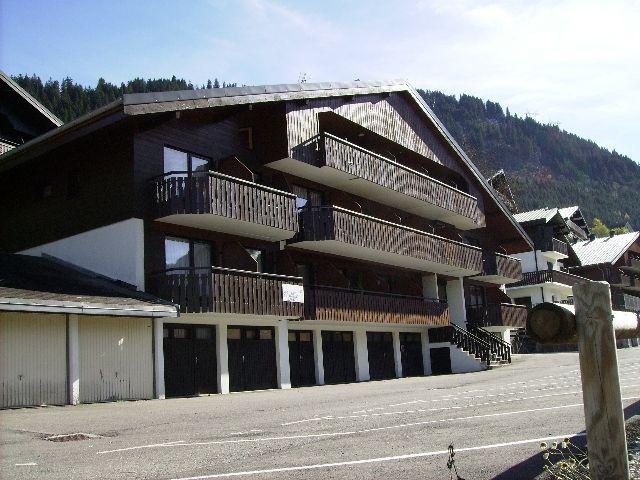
[573,281,630,480]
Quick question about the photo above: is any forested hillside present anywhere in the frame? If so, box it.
[11,75,639,228]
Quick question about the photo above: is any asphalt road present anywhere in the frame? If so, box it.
[2,350,639,480]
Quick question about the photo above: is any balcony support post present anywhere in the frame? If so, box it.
[153,318,165,400]
[216,324,230,394]
[313,328,325,385]
[392,331,403,378]
[354,329,370,382]
[422,273,439,300]
[275,320,291,390]
[446,278,467,328]
[421,330,432,375]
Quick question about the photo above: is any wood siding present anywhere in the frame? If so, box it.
[78,316,153,403]
[467,303,528,328]
[304,286,450,325]
[298,206,483,272]
[0,312,67,408]
[480,251,523,281]
[149,267,304,316]
[152,172,298,233]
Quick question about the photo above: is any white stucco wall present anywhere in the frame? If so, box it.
[449,345,485,373]
[20,218,145,291]
[513,250,562,273]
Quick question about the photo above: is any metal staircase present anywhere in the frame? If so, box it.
[429,324,493,367]
[468,326,512,364]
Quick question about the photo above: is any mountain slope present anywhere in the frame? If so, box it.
[419,90,640,228]
[10,75,639,228]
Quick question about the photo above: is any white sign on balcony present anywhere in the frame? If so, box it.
[282,284,304,303]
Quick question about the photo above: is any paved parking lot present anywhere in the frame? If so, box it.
[1,349,639,480]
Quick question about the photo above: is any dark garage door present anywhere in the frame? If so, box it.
[289,330,316,387]
[228,326,277,392]
[322,331,356,384]
[400,332,424,377]
[163,324,217,397]
[367,332,395,380]
[430,347,452,375]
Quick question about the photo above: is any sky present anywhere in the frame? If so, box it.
[1,0,639,162]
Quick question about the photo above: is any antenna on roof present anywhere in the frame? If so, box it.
[298,73,307,83]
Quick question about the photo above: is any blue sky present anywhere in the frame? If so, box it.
[1,0,639,162]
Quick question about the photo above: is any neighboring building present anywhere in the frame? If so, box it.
[506,206,590,307]
[0,253,176,408]
[568,231,640,313]
[0,70,62,154]
[0,81,532,403]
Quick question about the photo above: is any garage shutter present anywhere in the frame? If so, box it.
[79,316,153,403]
[0,312,67,408]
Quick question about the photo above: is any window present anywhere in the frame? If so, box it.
[292,184,323,210]
[244,247,264,273]
[163,146,213,176]
[514,296,532,309]
[467,285,486,308]
[547,261,554,271]
[164,237,212,271]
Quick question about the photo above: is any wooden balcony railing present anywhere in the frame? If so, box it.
[297,206,483,274]
[508,270,589,289]
[150,171,298,234]
[466,303,529,329]
[304,285,450,325]
[292,133,484,226]
[626,253,640,272]
[480,251,523,281]
[617,293,640,312]
[148,267,304,316]
[428,324,492,366]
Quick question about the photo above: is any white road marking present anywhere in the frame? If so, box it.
[228,430,263,436]
[97,399,639,455]
[14,463,37,466]
[166,433,588,479]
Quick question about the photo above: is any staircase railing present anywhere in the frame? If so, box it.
[429,324,493,367]
[468,326,512,364]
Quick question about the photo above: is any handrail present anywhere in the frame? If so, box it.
[152,266,303,282]
[321,132,478,201]
[307,284,445,303]
[304,205,483,252]
[468,325,512,363]
[149,170,297,198]
[493,251,523,263]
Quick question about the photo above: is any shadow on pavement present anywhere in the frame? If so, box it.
[491,400,640,480]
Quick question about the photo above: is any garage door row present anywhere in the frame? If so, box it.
[163,325,449,397]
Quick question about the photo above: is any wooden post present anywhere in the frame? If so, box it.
[573,281,630,479]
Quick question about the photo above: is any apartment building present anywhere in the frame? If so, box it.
[0,81,532,402]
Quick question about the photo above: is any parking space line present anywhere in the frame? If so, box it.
[166,433,588,479]
[97,398,639,455]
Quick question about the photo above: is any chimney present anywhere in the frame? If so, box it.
[589,234,596,241]
[609,230,615,238]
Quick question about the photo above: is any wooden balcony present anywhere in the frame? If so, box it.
[148,267,304,316]
[471,251,522,284]
[150,172,298,241]
[622,253,640,274]
[304,286,450,325]
[615,293,640,312]
[466,304,528,328]
[507,270,588,289]
[266,133,484,230]
[606,268,640,292]
[292,206,484,276]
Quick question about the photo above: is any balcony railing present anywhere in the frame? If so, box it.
[474,251,522,284]
[148,267,304,316]
[279,133,484,229]
[616,293,640,312]
[304,285,450,325]
[539,238,569,256]
[295,206,484,276]
[150,171,298,240]
[466,303,529,329]
[625,253,640,272]
[508,270,588,289]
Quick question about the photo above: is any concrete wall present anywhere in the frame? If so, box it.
[513,250,562,274]
[20,218,145,290]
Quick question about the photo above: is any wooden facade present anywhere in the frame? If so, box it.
[467,303,528,328]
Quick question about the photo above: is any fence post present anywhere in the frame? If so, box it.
[573,281,629,479]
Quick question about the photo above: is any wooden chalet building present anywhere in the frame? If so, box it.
[0,81,532,404]
[0,70,62,155]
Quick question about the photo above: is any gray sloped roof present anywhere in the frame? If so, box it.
[0,253,177,316]
[571,231,640,266]
[513,207,560,224]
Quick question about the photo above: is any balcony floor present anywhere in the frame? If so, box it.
[267,157,480,230]
[289,239,481,277]
[155,213,297,241]
[471,273,522,285]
